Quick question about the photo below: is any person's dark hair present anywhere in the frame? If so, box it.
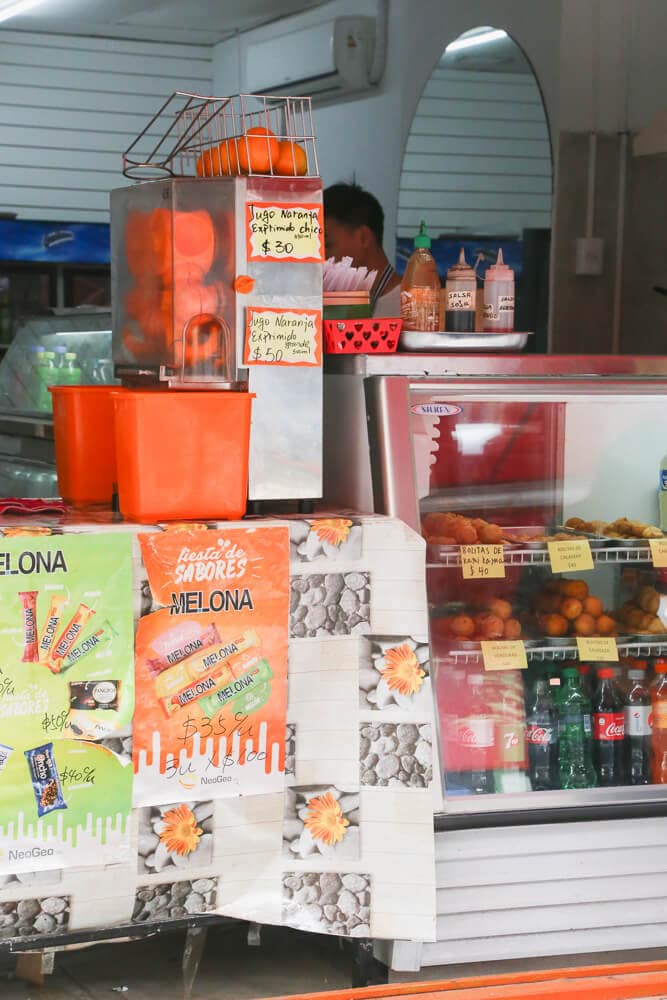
[323,182,384,246]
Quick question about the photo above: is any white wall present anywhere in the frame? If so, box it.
[558,0,667,134]
[214,0,560,257]
[0,30,212,221]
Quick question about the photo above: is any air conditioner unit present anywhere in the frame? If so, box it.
[244,17,376,101]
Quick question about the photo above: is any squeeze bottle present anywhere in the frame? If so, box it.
[444,248,477,332]
[483,248,515,332]
[400,221,440,332]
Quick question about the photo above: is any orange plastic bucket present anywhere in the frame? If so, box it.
[113,389,253,522]
[50,386,118,505]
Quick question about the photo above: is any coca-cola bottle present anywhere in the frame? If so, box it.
[525,672,559,790]
[624,661,652,785]
[592,667,626,786]
[460,673,495,794]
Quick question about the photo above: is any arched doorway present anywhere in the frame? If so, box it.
[397,27,552,347]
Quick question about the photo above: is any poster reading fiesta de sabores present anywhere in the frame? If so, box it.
[132,525,290,806]
[0,532,135,875]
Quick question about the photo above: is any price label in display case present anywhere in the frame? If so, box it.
[548,539,594,573]
[649,539,667,567]
[460,545,506,579]
[481,640,528,672]
[576,636,619,662]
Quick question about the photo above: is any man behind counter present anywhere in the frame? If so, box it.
[323,182,401,318]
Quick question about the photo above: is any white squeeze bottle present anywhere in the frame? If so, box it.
[400,220,440,332]
[483,248,515,333]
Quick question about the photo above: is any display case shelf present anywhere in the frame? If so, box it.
[427,543,654,569]
[444,639,667,665]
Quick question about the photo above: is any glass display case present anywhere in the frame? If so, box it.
[352,357,667,816]
[0,310,114,496]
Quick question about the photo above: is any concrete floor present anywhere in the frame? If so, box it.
[0,925,358,1000]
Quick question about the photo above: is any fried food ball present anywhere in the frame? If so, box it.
[626,608,645,629]
[449,614,475,638]
[582,596,603,618]
[476,613,505,639]
[454,521,478,545]
[596,614,617,635]
[638,586,660,614]
[561,598,584,620]
[561,579,589,601]
[479,523,503,544]
[573,613,596,636]
[503,617,522,639]
[543,613,569,637]
[486,598,512,621]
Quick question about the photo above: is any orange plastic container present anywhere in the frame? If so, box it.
[50,386,118,505]
[113,389,253,522]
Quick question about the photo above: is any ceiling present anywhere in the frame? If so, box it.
[1,0,327,45]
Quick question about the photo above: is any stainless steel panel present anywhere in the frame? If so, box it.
[325,353,667,378]
[364,376,420,530]
[248,365,321,500]
[399,331,531,352]
[237,176,323,501]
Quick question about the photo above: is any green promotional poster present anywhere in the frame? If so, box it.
[0,532,134,875]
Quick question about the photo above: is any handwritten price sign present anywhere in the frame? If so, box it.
[548,539,594,573]
[244,307,322,367]
[460,545,506,579]
[246,202,324,263]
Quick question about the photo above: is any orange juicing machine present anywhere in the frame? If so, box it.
[110,92,324,507]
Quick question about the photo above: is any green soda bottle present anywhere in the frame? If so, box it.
[62,352,81,386]
[37,351,56,411]
[558,666,597,789]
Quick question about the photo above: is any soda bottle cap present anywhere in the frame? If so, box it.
[655,659,667,673]
[598,667,614,679]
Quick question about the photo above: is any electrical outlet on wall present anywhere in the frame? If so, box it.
[575,237,605,276]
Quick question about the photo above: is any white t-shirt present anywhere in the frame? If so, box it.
[373,283,401,318]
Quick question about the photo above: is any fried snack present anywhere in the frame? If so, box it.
[604,517,664,539]
[422,512,505,546]
[615,585,666,634]
[532,579,616,638]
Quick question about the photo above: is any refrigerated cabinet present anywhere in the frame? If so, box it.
[324,354,667,974]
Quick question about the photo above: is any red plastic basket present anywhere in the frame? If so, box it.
[323,318,401,354]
